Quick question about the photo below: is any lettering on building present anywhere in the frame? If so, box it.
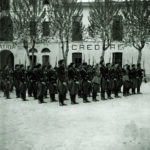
[0,44,16,50]
[71,44,100,51]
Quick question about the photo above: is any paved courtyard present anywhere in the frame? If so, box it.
[0,83,150,150]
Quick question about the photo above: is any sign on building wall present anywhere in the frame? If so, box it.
[71,43,101,51]
[0,43,16,50]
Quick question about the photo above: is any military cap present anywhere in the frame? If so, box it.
[70,62,75,67]
[82,62,87,66]
[132,64,135,67]
[58,59,64,65]
[137,63,141,67]
[100,60,104,65]
[36,63,42,68]
[106,63,110,67]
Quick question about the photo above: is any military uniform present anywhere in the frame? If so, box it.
[36,64,46,103]
[47,66,57,102]
[130,64,137,94]
[106,63,113,99]
[57,60,67,106]
[68,63,79,104]
[100,61,107,100]
[20,65,27,101]
[13,65,21,98]
[92,66,100,101]
[136,63,143,94]
[80,63,90,103]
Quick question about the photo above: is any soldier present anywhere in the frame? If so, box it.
[130,64,137,94]
[80,62,90,103]
[19,65,28,101]
[13,64,21,98]
[87,65,93,97]
[57,59,67,106]
[100,60,107,100]
[47,65,57,102]
[106,63,113,99]
[92,64,100,101]
[122,64,129,96]
[26,66,33,97]
[32,66,38,100]
[3,65,11,99]
[126,65,132,95]
[68,62,79,104]
[113,64,121,98]
[136,63,143,94]
[36,64,46,104]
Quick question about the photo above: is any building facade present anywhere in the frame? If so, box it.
[0,0,150,76]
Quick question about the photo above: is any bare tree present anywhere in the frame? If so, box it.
[89,0,121,61]
[11,0,46,67]
[48,0,83,67]
[122,0,150,64]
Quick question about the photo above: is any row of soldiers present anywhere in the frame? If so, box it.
[0,59,145,106]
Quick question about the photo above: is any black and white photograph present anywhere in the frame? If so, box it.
[0,0,150,149]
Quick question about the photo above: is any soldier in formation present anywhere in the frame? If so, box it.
[0,59,146,106]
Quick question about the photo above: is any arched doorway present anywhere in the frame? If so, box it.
[41,48,51,66]
[0,50,14,69]
[72,52,82,67]
[112,52,122,67]
[29,48,38,66]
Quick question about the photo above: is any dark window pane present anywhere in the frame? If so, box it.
[42,22,50,36]
[30,21,36,36]
[29,55,37,66]
[42,55,49,66]
[112,16,123,41]
[72,53,82,67]
[0,0,10,11]
[112,52,122,67]
[0,16,13,41]
[72,16,82,41]
[43,0,49,5]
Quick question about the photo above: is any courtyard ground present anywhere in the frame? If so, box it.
[0,83,150,150]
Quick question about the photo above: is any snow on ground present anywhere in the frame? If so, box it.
[0,83,150,150]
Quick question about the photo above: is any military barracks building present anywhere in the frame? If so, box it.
[0,0,150,77]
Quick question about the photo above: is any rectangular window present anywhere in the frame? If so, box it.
[29,55,37,66]
[72,53,82,67]
[112,52,122,67]
[0,0,10,11]
[42,22,50,36]
[30,21,36,36]
[72,16,82,41]
[42,55,49,66]
[112,16,123,41]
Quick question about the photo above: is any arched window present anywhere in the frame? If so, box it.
[29,48,38,53]
[41,48,50,66]
[0,0,10,11]
[41,48,51,53]
[0,16,13,41]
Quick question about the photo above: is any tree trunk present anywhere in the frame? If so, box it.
[25,48,31,66]
[31,40,36,68]
[101,49,105,62]
[65,37,69,68]
[137,50,142,64]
